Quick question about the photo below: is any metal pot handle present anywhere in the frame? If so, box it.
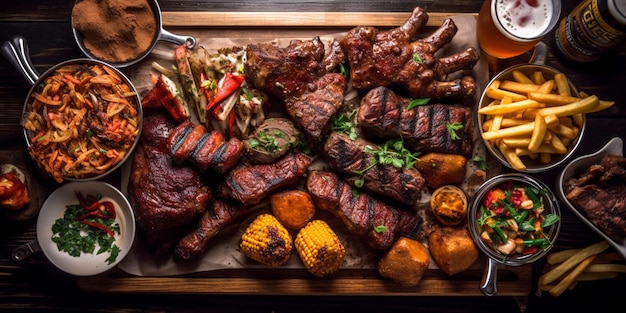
[529,41,548,66]
[480,258,499,296]
[1,36,39,86]
[158,28,197,49]
[11,239,41,262]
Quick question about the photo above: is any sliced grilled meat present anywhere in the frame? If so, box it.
[306,170,428,250]
[357,86,473,156]
[323,132,425,205]
[167,120,244,174]
[243,117,302,164]
[174,199,255,260]
[217,152,311,205]
[285,73,346,145]
[128,113,211,256]
[245,37,345,101]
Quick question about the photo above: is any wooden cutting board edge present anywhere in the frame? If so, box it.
[161,12,476,28]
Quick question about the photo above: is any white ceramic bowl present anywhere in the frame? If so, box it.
[36,181,136,276]
[556,137,626,259]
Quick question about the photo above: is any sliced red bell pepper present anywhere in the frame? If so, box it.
[78,220,115,237]
[206,72,245,119]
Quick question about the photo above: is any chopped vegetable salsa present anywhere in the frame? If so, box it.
[51,191,121,265]
[476,181,559,257]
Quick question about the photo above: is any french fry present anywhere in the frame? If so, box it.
[497,141,526,171]
[478,99,542,115]
[536,96,599,117]
[502,137,531,148]
[528,114,547,152]
[528,92,580,106]
[549,123,579,139]
[549,255,597,297]
[537,80,555,94]
[539,241,610,286]
[482,122,536,140]
[486,84,528,102]
[532,71,546,84]
[512,70,534,84]
[499,80,541,94]
[576,272,619,281]
[547,249,582,265]
[554,73,572,97]
[584,263,626,273]
[549,133,568,154]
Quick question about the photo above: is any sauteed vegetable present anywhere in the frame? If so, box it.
[21,63,140,183]
[476,181,560,257]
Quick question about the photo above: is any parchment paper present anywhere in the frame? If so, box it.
[118,14,492,276]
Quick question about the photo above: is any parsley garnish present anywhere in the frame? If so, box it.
[374,225,387,233]
[353,138,420,187]
[413,53,423,64]
[471,155,488,171]
[446,122,463,140]
[331,109,358,141]
[407,98,430,110]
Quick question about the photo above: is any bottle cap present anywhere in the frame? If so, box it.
[609,0,626,25]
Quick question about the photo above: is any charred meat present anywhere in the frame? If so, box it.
[217,152,312,205]
[167,119,244,174]
[243,117,302,164]
[340,7,479,99]
[174,199,255,260]
[358,86,473,156]
[245,37,345,101]
[323,132,425,205]
[285,73,347,145]
[565,154,626,241]
[128,113,211,256]
[306,170,429,250]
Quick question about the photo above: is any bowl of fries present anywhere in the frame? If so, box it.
[468,173,561,295]
[1,36,143,183]
[477,63,596,172]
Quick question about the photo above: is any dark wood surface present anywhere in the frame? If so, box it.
[0,1,625,312]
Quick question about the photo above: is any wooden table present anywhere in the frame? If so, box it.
[0,1,624,312]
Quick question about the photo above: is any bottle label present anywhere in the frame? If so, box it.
[556,0,626,62]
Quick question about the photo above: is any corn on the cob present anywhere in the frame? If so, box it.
[295,220,345,277]
[239,213,292,266]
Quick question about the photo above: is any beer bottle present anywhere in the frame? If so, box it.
[555,0,626,63]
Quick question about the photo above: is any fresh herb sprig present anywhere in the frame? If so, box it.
[331,109,358,140]
[446,122,463,140]
[353,138,420,187]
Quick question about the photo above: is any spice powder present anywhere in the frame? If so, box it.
[72,0,157,63]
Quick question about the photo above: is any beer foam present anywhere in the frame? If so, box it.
[495,0,553,39]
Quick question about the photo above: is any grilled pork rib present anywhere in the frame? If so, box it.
[323,132,426,205]
[357,86,473,156]
[306,170,427,250]
[340,7,479,98]
[217,152,311,205]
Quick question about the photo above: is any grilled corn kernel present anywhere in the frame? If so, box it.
[239,213,292,267]
[295,220,345,277]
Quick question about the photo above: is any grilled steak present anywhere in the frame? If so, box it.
[167,119,244,174]
[285,73,346,145]
[357,86,473,156]
[323,132,425,205]
[217,152,312,205]
[245,37,345,100]
[565,154,626,241]
[128,113,211,256]
[306,170,428,250]
[174,199,254,260]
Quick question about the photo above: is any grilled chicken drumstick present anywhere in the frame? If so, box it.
[340,6,479,98]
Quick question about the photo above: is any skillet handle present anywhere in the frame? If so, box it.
[11,239,41,262]
[1,36,40,86]
[480,258,499,296]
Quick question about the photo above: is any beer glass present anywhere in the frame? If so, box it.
[477,0,561,59]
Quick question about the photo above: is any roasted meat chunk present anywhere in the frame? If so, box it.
[306,170,429,250]
[285,73,346,145]
[174,199,255,260]
[128,113,211,256]
[243,118,302,164]
[340,7,479,98]
[217,152,312,205]
[358,86,473,156]
[323,132,425,205]
[245,37,345,100]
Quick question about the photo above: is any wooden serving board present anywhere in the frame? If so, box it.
[76,11,531,298]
